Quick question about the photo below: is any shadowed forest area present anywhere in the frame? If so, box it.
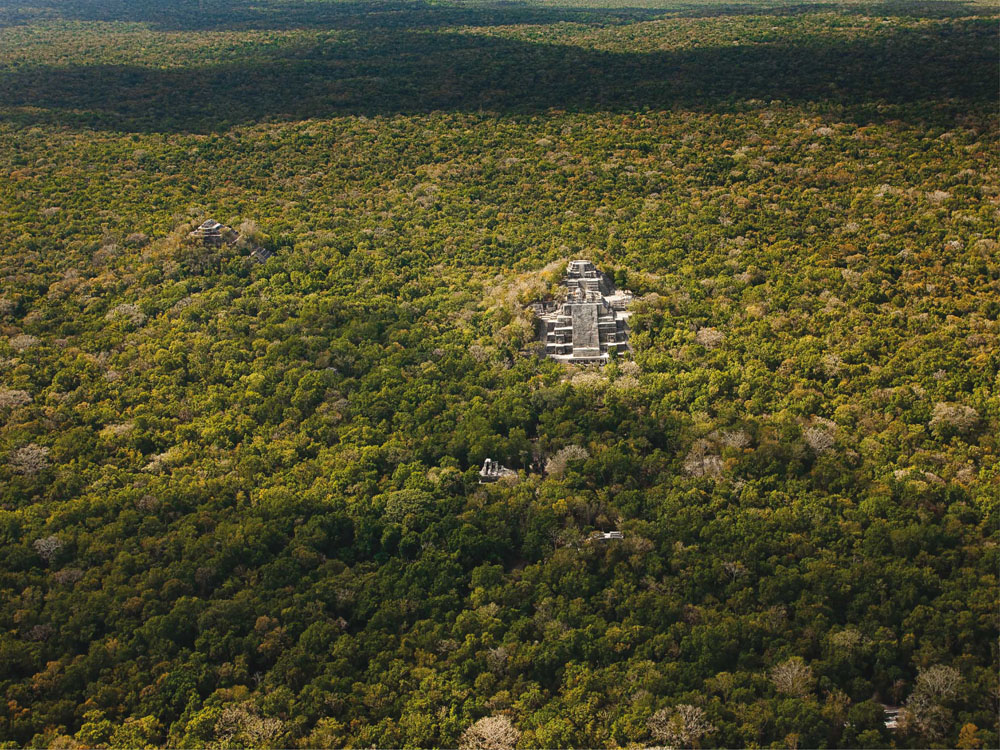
[1,0,996,30]
[0,24,994,132]
[0,1,995,131]
[0,0,997,748]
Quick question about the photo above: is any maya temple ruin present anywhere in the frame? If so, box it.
[535,260,632,364]
[189,218,272,262]
[189,219,233,246]
[479,458,516,483]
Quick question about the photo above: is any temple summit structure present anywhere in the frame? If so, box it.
[535,260,632,364]
[189,219,230,246]
[189,219,272,263]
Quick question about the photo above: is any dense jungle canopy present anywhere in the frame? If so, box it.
[0,0,997,747]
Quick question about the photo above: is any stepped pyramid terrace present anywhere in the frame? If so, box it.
[535,260,632,364]
[189,219,227,245]
[189,219,273,263]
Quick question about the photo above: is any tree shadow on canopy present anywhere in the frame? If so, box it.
[0,9,994,132]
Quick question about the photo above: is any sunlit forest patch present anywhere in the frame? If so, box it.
[0,0,996,748]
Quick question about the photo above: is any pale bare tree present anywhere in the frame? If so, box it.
[214,702,285,747]
[99,422,134,440]
[695,327,725,348]
[9,334,39,352]
[929,402,979,434]
[9,443,50,475]
[238,219,261,241]
[803,425,835,455]
[544,445,589,478]
[821,353,843,377]
[459,715,520,750]
[899,692,951,743]
[913,664,962,700]
[720,429,750,450]
[770,657,814,698]
[0,388,32,408]
[648,704,715,748]
[723,561,748,581]
[53,568,83,585]
[105,303,146,327]
[618,359,641,377]
[486,646,510,674]
[899,667,963,742]
[570,371,607,391]
[682,441,723,479]
[33,535,63,562]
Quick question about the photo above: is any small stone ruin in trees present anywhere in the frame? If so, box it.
[590,531,624,542]
[189,218,271,263]
[478,458,516,483]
